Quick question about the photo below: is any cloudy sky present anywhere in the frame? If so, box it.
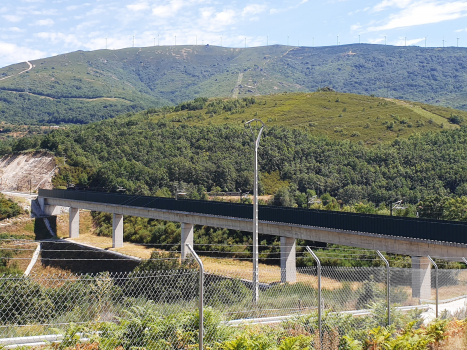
[1,0,467,68]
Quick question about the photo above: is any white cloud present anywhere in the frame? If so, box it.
[152,0,186,18]
[0,7,7,14]
[368,1,467,31]
[127,1,150,11]
[242,4,267,17]
[7,27,25,32]
[34,18,54,26]
[0,41,45,67]
[368,37,385,44]
[394,37,424,46]
[66,5,79,11]
[350,24,362,31]
[2,15,22,22]
[34,32,81,46]
[198,8,237,31]
[270,0,309,14]
[373,0,413,12]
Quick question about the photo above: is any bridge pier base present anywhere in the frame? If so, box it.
[181,223,194,260]
[112,214,123,248]
[69,207,79,238]
[281,237,296,283]
[412,256,431,300]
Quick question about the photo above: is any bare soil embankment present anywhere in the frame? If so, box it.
[0,152,56,192]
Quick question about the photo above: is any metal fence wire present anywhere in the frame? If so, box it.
[1,249,467,348]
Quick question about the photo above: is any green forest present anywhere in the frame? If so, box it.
[2,95,467,209]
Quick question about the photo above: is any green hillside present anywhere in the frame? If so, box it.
[147,92,465,144]
[2,92,467,206]
[1,44,467,124]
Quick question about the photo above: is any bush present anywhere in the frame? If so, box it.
[449,114,464,125]
[124,252,199,302]
[205,279,249,306]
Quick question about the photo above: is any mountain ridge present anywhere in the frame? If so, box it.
[1,44,466,124]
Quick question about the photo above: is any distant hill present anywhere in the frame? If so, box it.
[137,92,465,144]
[1,44,467,124]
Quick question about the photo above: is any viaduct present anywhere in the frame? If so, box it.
[38,189,467,300]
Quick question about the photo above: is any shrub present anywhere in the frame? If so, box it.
[205,279,249,306]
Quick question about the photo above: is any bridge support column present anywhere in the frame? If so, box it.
[69,207,79,238]
[38,197,45,212]
[181,223,194,260]
[412,256,431,299]
[112,214,124,248]
[281,237,296,283]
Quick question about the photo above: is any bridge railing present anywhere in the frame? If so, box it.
[39,189,467,244]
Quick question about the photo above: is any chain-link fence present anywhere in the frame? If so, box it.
[1,246,467,348]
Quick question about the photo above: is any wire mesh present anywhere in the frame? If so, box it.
[0,269,200,348]
[1,260,467,348]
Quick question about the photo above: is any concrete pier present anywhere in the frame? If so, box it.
[69,208,79,238]
[181,223,194,259]
[412,256,432,299]
[112,214,124,248]
[280,237,296,283]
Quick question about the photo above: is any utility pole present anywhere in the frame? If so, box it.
[337,35,339,45]
[405,37,407,46]
[175,36,176,45]
[245,119,265,306]
[385,36,386,45]
[154,37,155,46]
[105,37,107,49]
[221,36,222,46]
[196,35,197,45]
[158,34,160,46]
[359,34,360,44]
[425,37,427,48]
[457,38,460,47]
[133,35,135,47]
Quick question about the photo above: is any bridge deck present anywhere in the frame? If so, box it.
[39,189,467,246]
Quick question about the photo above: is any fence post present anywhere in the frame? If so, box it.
[376,250,390,326]
[186,244,204,350]
[427,256,438,318]
[306,246,321,345]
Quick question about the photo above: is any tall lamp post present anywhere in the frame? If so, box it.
[245,118,265,305]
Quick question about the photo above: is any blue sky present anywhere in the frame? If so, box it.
[1,0,467,68]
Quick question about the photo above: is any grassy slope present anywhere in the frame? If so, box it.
[148,92,463,144]
[1,44,467,124]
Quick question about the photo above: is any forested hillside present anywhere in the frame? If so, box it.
[1,44,467,124]
[3,106,467,207]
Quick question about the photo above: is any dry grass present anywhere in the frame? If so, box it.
[0,214,36,238]
[0,239,37,273]
[440,320,467,350]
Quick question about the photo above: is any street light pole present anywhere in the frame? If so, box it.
[245,118,265,305]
